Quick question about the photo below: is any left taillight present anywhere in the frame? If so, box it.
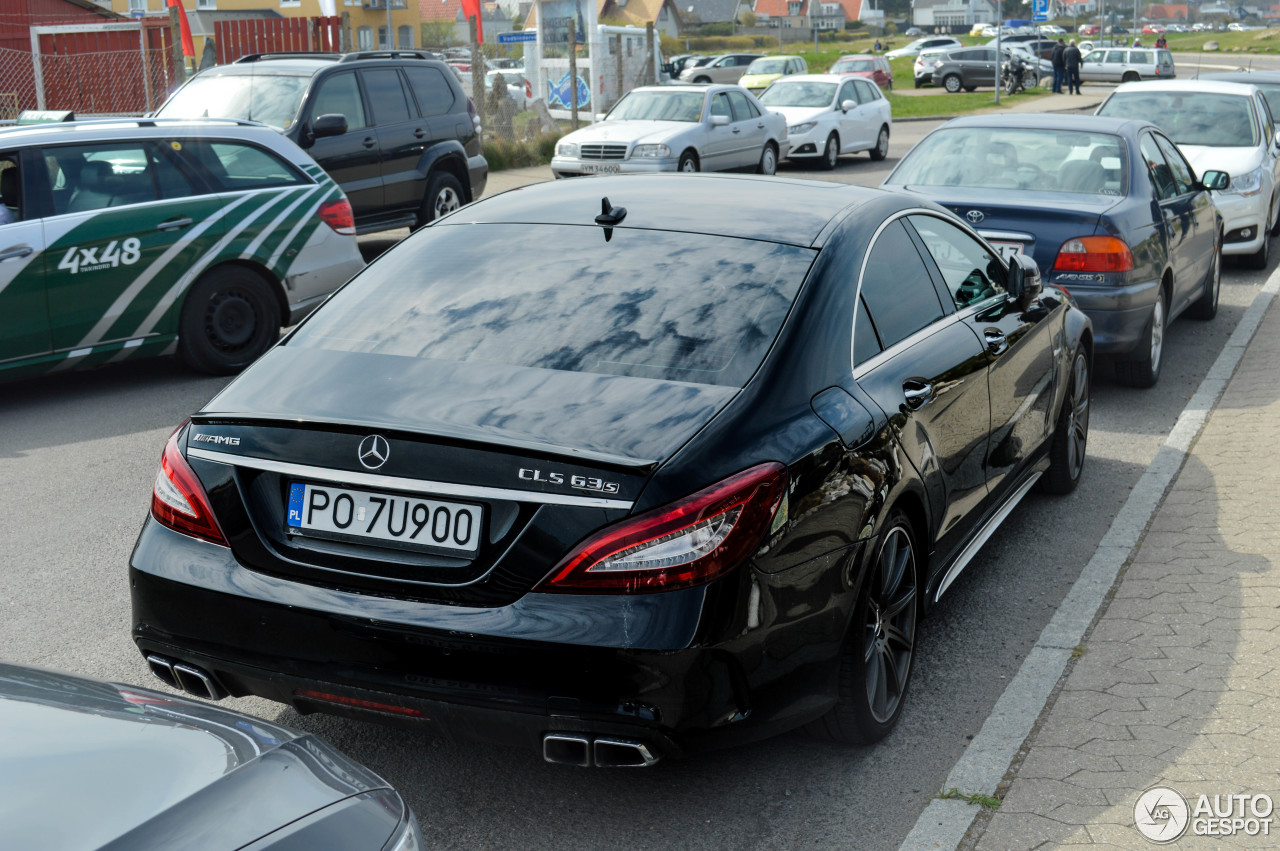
[318,198,356,235]
[151,423,228,547]
[536,462,787,594]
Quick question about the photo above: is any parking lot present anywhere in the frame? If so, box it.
[3,101,1276,849]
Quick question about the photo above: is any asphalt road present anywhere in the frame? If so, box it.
[0,124,1271,850]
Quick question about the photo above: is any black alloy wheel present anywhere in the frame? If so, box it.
[808,511,919,744]
[178,267,282,375]
[1041,349,1090,494]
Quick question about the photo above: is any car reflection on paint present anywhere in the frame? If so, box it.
[130,174,1090,766]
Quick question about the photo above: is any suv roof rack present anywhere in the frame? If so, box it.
[339,50,435,62]
[233,52,342,64]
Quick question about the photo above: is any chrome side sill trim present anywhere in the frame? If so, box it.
[185,447,636,510]
[934,471,1042,603]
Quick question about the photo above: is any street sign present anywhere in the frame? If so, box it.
[497,31,536,44]
[1032,0,1049,22]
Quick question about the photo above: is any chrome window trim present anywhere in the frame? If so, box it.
[185,447,636,510]
[977,229,1035,242]
[850,207,1010,377]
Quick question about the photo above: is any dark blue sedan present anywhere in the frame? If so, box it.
[883,114,1231,388]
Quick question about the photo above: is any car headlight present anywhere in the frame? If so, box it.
[1221,165,1264,197]
[789,122,818,135]
[632,144,671,158]
[556,142,579,158]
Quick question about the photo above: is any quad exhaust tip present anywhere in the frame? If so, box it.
[543,733,660,768]
[145,654,226,701]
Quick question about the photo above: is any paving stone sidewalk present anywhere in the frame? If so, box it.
[970,301,1280,849]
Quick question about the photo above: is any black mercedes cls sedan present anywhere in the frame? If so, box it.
[131,175,1091,765]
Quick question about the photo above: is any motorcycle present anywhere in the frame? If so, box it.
[1003,58,1031,95]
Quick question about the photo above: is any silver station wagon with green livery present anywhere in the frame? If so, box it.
[0,118,364,380]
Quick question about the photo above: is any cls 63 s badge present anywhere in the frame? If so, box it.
[519,468,621,494]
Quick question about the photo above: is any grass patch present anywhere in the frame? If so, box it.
[887,88,1052,119]
[939,788,1003,809]
[1164,29,1280,54]
[483,132,561,171]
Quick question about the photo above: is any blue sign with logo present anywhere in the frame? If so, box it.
[497,31,537,44]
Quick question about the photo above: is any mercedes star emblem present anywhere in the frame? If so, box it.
[966,210,985,224]
[357,434,390,470]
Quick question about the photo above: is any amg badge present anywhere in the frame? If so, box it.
[191,433,241,446]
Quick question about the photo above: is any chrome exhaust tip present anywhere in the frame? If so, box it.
[543,734,591,767]
[593,738,660,768]
[145,654,178,690]
[171,662,225,700]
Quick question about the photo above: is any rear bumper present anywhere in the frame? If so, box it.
[129,519,851,758]
[1050,276,1161,355]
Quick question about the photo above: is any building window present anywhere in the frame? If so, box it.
[196,0,216,9]
[397,24,413,48]
[279,0,300,7]
[128,0,147,11]
[357,25,374,49]
[378,25,389,48]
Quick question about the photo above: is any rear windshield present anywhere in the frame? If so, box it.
[832,59,874,72]
[1098,91,1258,147]
[887,127,1129,195]
[759,81,836,108]
[747,58,788,74]
[290,224,815,387]
[157,73,309,130]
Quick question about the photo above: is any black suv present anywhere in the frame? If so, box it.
[156,51,487,234]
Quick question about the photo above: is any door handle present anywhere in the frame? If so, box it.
[984,328,1008,355]
[413,127,427,139]
[0,245,33,262]
[156,216,193,231]
[732,127,741,134]
[902,379,934,410]
[362,136,377,148]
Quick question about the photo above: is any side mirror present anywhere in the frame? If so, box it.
[710,114,730,127]
[1274,129,1280,149]
[312,113,348,139]
[840,99,857,112]
[1200,169,1231,191]
[1007,252,1042,307]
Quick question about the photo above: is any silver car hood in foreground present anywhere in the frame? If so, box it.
[0,664,395,851]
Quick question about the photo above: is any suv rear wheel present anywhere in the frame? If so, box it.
[418,171,464,227]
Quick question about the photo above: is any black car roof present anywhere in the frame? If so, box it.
[440,174,883,247]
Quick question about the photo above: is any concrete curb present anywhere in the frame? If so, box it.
[898,264,1280,851]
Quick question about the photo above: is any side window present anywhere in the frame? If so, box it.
[859,219,946,349]
[727,90,758,121]
[1130,50,1152,64]
[310,72,366,131]
[1257,94,1275,144]
[710,93,732,119]
[1139,133,1178,200]
[182,142,308,192]
[405,66,456,116]
[1153,134,1195,196]
[854,296,882,367]
[838,81,858,106]
[1105,50,1126,63]
[854,80,876,103]
[908,215,1007,309]
[0,155,21,223]
[44,143,169,215]
[362,68,411,125]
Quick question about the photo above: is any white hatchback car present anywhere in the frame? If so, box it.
[1097,80,1280,267]
[759,74,892,169]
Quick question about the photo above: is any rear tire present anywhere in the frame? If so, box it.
[1115,288,1166,388]
[178,267,282,376]
[1122,71,1140,82]
[757,142,778,176]
[418,171,464,227]
[944,74,962,93]
[869,125,889,161]
[1040,349,1090,494]
[807,511,920,744]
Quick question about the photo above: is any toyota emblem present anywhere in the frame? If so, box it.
[965,210,985,224]
[357,434,390,470]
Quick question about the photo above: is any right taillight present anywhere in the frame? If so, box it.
[467,97,481,133]
[318,198,355,235]
[151,423,228,547]
[1053,235,1135,273]
[536,463,786,594]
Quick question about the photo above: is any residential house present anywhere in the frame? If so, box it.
[1144,3,1188,19]
[677,0,747,27]
[419,0,513,44]
[912,0,997,29]
[597,0,682,36]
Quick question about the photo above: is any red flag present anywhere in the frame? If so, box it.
[460,0,484,44]
[167,0,196,58]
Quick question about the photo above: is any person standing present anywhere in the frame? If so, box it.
[1155,33,1168,49]
[1051,38,1066,93]
[1064,39,1082,95]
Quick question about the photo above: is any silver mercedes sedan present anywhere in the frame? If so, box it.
[550,84,789,177]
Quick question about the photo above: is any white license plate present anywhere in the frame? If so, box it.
[286,482,482,555]
[581,163,619,174]
[990,241,1026,261]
